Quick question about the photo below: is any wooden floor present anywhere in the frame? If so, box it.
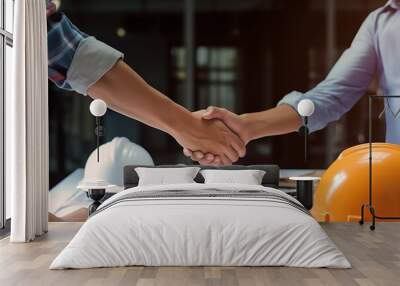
[0,222,399,286]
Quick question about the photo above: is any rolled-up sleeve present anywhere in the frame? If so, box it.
[67,37,124,95]
[278,11,378,132]
[47,2,124,95]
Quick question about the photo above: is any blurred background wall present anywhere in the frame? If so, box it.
[49,0,386,187]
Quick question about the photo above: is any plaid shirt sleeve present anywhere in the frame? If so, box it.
[47,2,87,90]
[46,1,124,94]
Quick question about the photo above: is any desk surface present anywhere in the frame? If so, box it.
[280,169,325,178]
[279,169,324,194]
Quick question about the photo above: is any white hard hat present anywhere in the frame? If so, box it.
[83,137,154,187]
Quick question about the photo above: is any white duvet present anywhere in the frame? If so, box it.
[50,183,350,269]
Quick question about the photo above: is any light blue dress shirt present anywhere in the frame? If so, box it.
[278,0,400,143]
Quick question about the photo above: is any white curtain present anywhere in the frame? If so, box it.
[7,0,49,242]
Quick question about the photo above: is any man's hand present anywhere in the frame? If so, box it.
[203,107,250,143]
[175,110,246,165]
[87,60,246,165]
[183,107,250,165]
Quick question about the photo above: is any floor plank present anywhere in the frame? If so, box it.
[0,222,399,286]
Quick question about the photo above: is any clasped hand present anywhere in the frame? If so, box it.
[182,107,250,166]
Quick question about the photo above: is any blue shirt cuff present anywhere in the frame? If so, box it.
[66,37,124,95]
[278,91,321,133]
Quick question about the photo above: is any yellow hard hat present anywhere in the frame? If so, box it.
[312,143,400,222]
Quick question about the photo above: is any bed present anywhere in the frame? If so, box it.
[50,165,350,269]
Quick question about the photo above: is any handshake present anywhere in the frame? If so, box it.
[176,106,251,166]
[175,103,303,165]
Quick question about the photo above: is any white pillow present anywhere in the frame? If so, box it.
[135,167,201,186]
[200,169,266,185]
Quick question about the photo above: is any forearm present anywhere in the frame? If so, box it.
[241,104,302,141]
[87,60,193,137]
[274,13,376,134]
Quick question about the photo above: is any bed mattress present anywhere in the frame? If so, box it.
[50,183,350,269]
